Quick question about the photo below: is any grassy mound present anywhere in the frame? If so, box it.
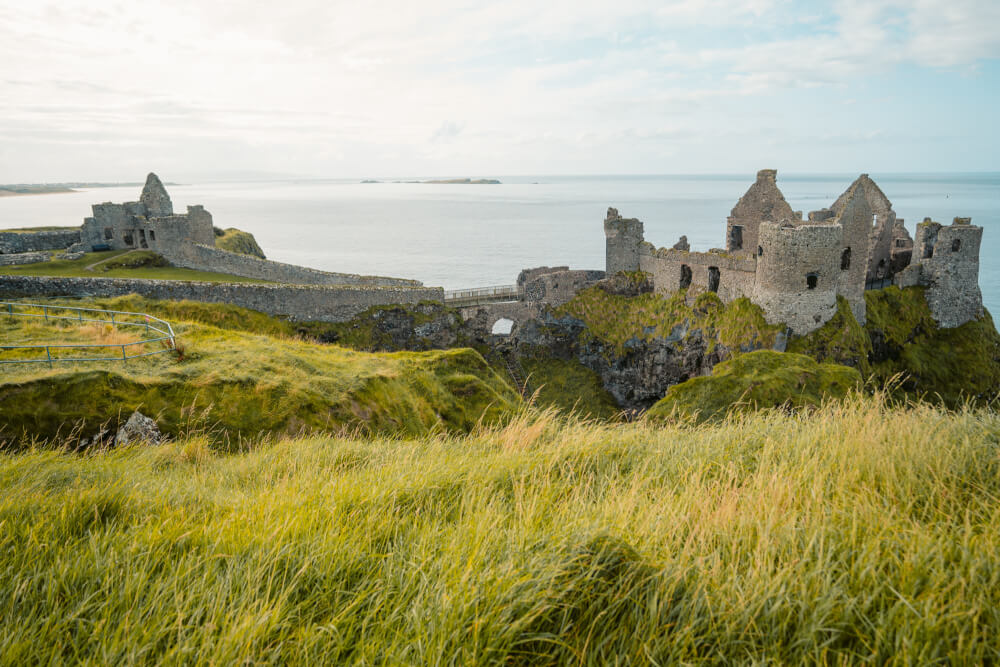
[1,399,998,662]
[555,287,784,357]
[0,300,519,446]
[519,355,621,420]
[864,286,1000,406]
[214,227,266,259]
[98,250,170,271]
[646,350,862,423]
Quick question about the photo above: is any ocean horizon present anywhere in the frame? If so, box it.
[2,172,997,315]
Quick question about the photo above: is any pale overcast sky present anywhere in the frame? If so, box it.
[1,0,998,181]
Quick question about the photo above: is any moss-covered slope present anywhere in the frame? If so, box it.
[646,350,862,423]
[214,227,266,259]
[519,356,622,420]
[863,286,1000,406]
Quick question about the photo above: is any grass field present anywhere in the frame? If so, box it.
[0,250,270,283]
[0,299,519,444]
[0,397,998,663]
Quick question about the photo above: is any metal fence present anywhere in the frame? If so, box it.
[1,301,177,368]
[444,284,521,306]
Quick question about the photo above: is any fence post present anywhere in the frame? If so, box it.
[122,345,127,363]
[6,303,11,316]
[46,346,52,369]
[43,306,48,321]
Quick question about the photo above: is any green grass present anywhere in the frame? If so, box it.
[787,295,873,375]
[0,300,519,445]
[519,355,622,420]
[647,350,863,423]
[0,250,271,283]
[214,227,266,259]
[0,225,79,233]
[0,397,998,663]
[555,287,784,357]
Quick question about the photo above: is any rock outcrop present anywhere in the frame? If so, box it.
[115,411,162,446]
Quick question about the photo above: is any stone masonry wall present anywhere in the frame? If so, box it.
[0,251,50,266]
[726,169,796,254]
[639,246,757,303]
[912,219,983,328]
[604,208,644,273]
[0,230,80,254]
[831,183,871,325]
[0,276,443,323]
[162,243,423,288]
[752,222,842,334]
[522,269,605,306]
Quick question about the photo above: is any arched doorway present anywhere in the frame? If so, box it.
[491,318,514,336]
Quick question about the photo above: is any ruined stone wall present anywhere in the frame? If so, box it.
[522,269,605,306]
[0,275,443,323]
[459,302,545,337]
[0,251,50,266]
[604,208,644,273]
[0,229,80,254]
[725,169,796,254]
[162,243,423,288]
[911,219,983,328]
[639,246,757,303]
[752,222,842,334]
[517,266,569,287]
[830,184,871,324]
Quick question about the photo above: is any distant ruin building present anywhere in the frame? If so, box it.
[605,170,984,334]
[80,173,215,253]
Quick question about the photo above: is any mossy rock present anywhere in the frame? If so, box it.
[864,286,1000,406]
[787,295,872,375]
[215,228,266,259]
[646,350,862,423]
[519,353,621,420]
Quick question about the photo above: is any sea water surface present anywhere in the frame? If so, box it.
[1,173,997,315]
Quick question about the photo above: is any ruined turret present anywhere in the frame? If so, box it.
[830,183,872,324]
[140,172,173,218]
[604,207,644,274]
[726,169,796,254]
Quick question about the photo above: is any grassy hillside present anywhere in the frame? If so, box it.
[0,250,270,283]
[214,227,266,259]
[0,300,518,445]
[0,398,998,663]
[647,350,863,423]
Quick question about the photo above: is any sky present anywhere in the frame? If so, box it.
[1,0,999,181]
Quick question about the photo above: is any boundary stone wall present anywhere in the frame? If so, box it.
[0,230,80,254]
[0,252,51,266]
[162,243,423,288]
[0,276,443,323]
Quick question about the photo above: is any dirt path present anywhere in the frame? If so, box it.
[84,249,137,272]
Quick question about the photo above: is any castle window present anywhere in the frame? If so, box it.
[952,238,961,252]
[103,227,113,240]
[679,264,692,289]
[872,214,878,228]
[806,273,818,290]
[841,247,851,270]
[729,225,743,251]
[122,231,134,246]
[707,266,720,293]
[757,246,763,257]
[149,230,156,241]
[923,245,934,259]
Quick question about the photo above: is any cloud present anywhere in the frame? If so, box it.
[431,121,465,143]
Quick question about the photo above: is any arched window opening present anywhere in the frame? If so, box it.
[679,264,692,289]
[806,273,818,290]
[707,266,721,293]
[729,225,743,251]
[876,258,887,279]
[952,238,962,252]
[757,246,763,257]
[491,318,514,336]
[872,214,878,229]
[841,247,851,271]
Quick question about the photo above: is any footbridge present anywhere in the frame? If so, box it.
[444,284,521,307]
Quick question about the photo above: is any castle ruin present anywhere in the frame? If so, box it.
[605,169,983,334]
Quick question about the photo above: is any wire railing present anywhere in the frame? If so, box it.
[1,301,177,368]
[444,284,521,306]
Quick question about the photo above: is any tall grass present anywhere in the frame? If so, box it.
[1,395,998,663]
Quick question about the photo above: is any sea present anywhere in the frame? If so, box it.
[1,174,998,315]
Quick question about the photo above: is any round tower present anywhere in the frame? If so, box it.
[752,222,842,334]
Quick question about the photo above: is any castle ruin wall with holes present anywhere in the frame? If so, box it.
[605,169,984,334]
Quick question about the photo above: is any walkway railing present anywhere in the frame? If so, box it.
[1,301,176,368]
[444,284,521,307]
